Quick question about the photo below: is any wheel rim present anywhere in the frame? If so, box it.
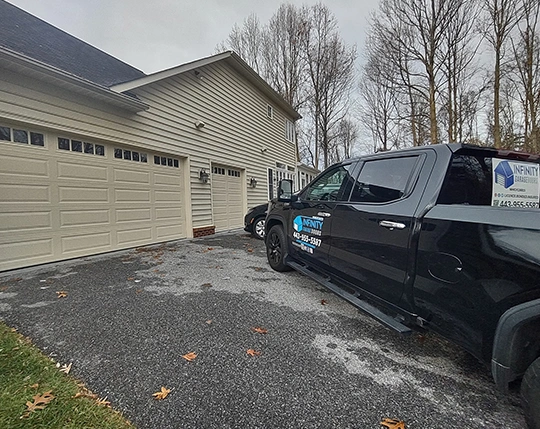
[268,231,282,265]
[255,219,265,238]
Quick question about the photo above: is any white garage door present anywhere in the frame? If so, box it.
[211,165,243,232]
[0,128,186,271]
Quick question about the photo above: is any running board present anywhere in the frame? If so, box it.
[287,260,412,334]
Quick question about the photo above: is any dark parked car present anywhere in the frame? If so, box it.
[244,203,268,239]
[265,143,540,428]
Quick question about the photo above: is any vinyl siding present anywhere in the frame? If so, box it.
[0,60,297,230]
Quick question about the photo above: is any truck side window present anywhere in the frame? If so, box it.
[349,157,418,203]
[437,155,492,205]
[304,164,354,201]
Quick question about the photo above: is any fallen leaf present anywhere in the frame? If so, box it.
[321,299,328,305]
[56,291,68,298]
[207,247,214,251]
[182,352,197,362]
[252,327,268,334]
[127,277,134,281]
[22,391,55,417]
[201,283,212,288]
[152,387,171,400]
[0,285,8,291]
[96,397,111,407]
[30,383,39,389]
[247,248,254,253]
[206,320,212,324]
[59,362,72,374]
[136,289,144,294]
[381,418,406,429]
[247,349,261,356]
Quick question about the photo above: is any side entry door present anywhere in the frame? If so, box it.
[288,163,357,270]
[328,154,427,306]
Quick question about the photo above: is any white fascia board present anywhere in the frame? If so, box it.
[110,51,233,93]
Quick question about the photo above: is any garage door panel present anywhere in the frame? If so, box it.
[59,186,109,203]
[0,239,53,266]
[1,184,50,202]
[117,228,152,245]
[156,224,183,239]
[155,190,182,202]
[114,168,150,184]
[115,208,152,223]
[0,156,48,177]
[57,161,108,181]
[60,209,110,227]
[115,189,151,202]
[61,232,111,253]
[0,211,52,231]
[155,172,182,186]
[155,207,182,220]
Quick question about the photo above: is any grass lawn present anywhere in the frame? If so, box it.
[0,322,134,429]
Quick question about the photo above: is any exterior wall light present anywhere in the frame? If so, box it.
[249,177,258,188]
[194,120,205,129]
[199,169,209,183]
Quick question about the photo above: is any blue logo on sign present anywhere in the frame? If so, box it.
[494,161,514,188]
[293,216,303,232]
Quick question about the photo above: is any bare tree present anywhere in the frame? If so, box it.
[219,3,357,168]
[439,0,486,143]
[359,33,403,152]
[216,14,264,74]
[262,4,309,112]
[482,0,523,148]
[304,3,357,169]
[511,0,540,153]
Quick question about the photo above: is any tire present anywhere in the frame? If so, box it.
[522,356,540,429]
[251,217,265,240]
[266,225,291,272]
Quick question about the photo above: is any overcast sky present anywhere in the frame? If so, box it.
[7,0,380,74]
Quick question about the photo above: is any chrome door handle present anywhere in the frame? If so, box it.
[379,220,406,230]
[317,212,331,217]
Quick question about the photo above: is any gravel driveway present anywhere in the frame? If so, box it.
[0,231,525,428]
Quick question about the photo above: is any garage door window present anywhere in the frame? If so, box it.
[59,137,104,156]
[153,155,179,168]
[0,125,44,147]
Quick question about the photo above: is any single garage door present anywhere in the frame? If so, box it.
[211,165,243,232]
[0,128,186,271]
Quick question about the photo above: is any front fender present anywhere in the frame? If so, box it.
[491,298,540,392]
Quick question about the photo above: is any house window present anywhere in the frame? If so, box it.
[285,120,295,143]
[0,125,44,147]
[267,105,273,119]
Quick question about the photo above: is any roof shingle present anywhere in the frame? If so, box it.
[0,0,146,87]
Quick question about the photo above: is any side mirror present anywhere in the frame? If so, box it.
[277,179,297,202]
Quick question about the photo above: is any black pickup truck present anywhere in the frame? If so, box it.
[264,143,540,428]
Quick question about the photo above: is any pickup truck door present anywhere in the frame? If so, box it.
[287,163,357,269]
[328,154,427,306]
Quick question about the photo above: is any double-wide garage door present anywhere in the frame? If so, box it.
[0,137,186,271]
[211,165,243,232]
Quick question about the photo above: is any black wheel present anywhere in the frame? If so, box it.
[266,225,291,272]
[522,356,540,429]
[251,217,265,240]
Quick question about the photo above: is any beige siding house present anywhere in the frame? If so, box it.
[0,1,300,271]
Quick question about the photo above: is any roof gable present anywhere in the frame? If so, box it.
[111,51,301,121]
[0,0,145,86]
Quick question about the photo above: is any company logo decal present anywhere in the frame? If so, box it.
[292,215,324,254]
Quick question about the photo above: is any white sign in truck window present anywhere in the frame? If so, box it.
[492,158,540,209]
